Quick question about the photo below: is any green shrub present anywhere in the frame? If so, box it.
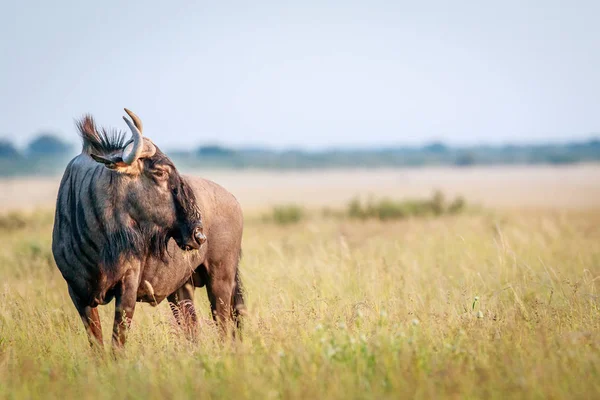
[0,211,54,232]
[372,198,407,220]
[0,212,29,231]
[347,198,367,219]
[430,190,445,216]
[448,196,466,214]
[346,192,467,221]
[268,205,305,225]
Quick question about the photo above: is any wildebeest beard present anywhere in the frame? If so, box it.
[102,223,170,270]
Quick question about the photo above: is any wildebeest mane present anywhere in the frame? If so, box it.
[77,115,127,155]
[176,175,203,224]
[146,149,203,225]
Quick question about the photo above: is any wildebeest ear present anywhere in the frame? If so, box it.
[90,153,124,170]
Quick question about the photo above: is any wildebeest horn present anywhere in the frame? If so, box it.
[121,108,155,164]
[124,108,143,133]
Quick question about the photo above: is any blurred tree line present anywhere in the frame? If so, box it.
[0,133,599,177]
[0,133,72,158]
[171,138,600,170]
[0,133,73,176]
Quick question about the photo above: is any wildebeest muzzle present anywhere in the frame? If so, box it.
[174,223,206,251]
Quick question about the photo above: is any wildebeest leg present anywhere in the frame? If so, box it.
[206,258,238,337]
[112,268,140,348]
[68,286,103,348]
[167,277,198,337]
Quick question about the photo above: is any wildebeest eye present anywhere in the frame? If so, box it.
[153,169,168,180]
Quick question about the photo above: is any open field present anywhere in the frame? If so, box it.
[1,164,600,211]
[1,166,599,399]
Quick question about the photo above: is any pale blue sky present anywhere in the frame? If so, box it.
[1,0,599,150]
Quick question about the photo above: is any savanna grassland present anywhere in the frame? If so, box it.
[0,166,599,399]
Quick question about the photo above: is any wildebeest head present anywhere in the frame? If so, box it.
[78,109,206,253]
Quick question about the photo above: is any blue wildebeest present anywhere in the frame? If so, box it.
[52,108,244,348]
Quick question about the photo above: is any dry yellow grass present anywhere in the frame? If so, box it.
[0,167,599,399]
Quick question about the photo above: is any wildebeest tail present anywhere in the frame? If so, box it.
[232,254,246,330]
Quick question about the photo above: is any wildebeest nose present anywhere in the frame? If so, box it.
[194,227,207,245]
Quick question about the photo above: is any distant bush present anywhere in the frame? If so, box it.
[346,191,467,221]
[431,190,445,215]
[265,205,305,225]
[0,211,54,232]
[448,196,466,214]
[545,153,578,164]
[455,152,476,166]
[423,142,449,153]
[0,212,30,231]
[197,145,236,157]
[0,139,19,158]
